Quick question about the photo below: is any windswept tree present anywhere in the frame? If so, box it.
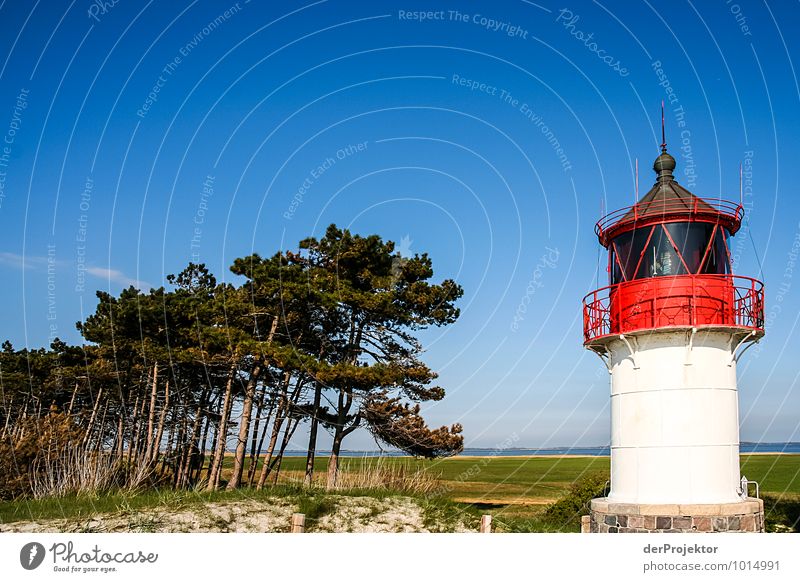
[298,225,464,487]
[227,250,322,489]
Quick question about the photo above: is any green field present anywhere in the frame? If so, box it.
[2,454,799,532]
[252,455,612,505]
[227,453,800,503]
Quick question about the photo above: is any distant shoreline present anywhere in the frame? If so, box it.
[453,452,800,459]
[229,443,800,459]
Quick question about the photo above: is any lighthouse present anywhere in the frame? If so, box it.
[582,137,765,533]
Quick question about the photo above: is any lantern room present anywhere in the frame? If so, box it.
[583,148,764,344]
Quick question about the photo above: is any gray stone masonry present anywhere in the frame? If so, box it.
[585,498,764,533]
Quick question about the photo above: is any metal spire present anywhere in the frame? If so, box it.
[660,100,667,153]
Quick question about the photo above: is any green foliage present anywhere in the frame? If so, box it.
[762,494,800,532]
[363,396,463,458]
[541,472,608,528]
[1,223,466,500]
[295,225,464,467]
[297,494,336,522]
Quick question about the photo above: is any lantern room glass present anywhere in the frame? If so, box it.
[610,222,731,284]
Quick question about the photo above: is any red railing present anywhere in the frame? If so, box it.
[583,274,764,343]
[595,198,743,244]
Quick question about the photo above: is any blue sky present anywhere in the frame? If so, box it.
[0,0,798,449]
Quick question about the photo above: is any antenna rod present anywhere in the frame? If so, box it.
[635,158,639,202]
[660,100,666,152]
[739,162,743,206]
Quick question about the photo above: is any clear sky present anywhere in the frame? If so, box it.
[0,0,798,449]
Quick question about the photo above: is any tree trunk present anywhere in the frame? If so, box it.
[126,393,141,468]
[179,398,204,488]
[269,416,300,484]
[115,411,124,461]
[229,316,277,489]
[326,386,360,489]
[256,404,285,489]
[144,363,158,462]
[164,409,176,469]
[245,384,267,485]
[94,400,109,453]
[205,414,219,482]
[326,430,343,489]
[151,380,170,464]
[206,362,237,491]
[256,374,290,489]
[324,320,364,490]
[133,394,147,465]
[82,387,103,449]
[196,395,213,483]
[67,382,79,416]
[0,398,12,440]
[227,362,262,489]
[131,391,148,466]
[248,390,276,486]
[326,386,351,489]
[304,383,322,487]
[171,400,188,488]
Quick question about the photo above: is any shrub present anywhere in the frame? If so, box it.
[762,494,800,533]
[542,472,608,528]
[297,495,336,522]
[0,412,85,500]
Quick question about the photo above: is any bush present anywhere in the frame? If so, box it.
[297,494,336,522]
[762,494,800,533]
[542,472,608,528]
[0,412,85,500]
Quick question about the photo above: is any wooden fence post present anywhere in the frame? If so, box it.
[581,515,591,533]
[480,514,492,533]
[291,513,306,533]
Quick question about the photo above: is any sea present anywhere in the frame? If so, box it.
[280,442,800,458]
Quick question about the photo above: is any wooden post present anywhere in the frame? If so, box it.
[480,514,492,533]
[581,515,591,533]
[291,513,306,533]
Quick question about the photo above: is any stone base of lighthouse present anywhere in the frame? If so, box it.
[584,498,764,533]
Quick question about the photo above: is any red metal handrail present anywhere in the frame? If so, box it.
[595,198,744,244]
[583,274,764,343]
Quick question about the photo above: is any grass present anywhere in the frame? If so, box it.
[0,482,403,525]
[740,454,800,495]
[296,494,336,522]
[3,454,799,532]
[228,455,611,504]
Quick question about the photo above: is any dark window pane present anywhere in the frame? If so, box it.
[610,248,623,284]
[702,228,731,274]
[638,225,687,278]
[664,222,715,274]
[613,227,653,281]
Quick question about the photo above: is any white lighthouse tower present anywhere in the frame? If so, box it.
[583,139,765,533]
